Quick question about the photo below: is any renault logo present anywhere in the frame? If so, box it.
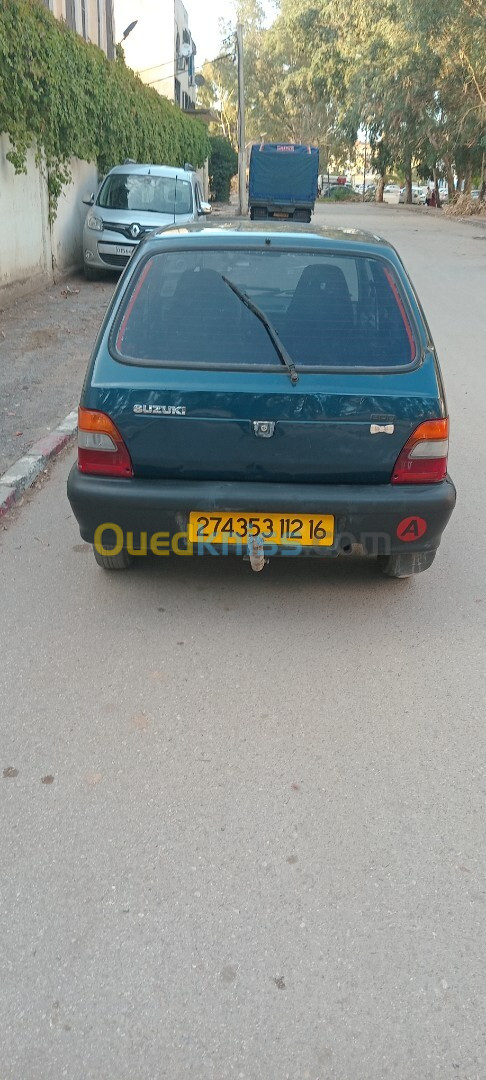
[130,223,141,239]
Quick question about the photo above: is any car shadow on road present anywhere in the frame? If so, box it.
[103,551,411,590]
[84,552,418,633]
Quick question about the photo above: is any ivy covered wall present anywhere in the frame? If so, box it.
[0,0,210,217]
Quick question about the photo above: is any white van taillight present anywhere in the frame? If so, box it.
[77,408,133,477]
[392,418,449,484]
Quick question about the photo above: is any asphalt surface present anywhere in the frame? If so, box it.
[1,203,485,1080]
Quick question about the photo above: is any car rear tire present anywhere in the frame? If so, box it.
[377,550,437,578]
[93,546,132,570]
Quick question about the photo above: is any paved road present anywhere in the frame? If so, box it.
[1,204,485,1080]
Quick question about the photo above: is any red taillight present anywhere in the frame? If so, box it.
[77,408,133,477]
[392,418,449,484]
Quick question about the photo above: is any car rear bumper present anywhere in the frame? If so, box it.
[67,466,456,557]
[250,203,314,216]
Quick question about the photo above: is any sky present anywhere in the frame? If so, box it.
[184,1,277,66]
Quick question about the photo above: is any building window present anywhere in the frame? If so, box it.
[105,0,115,59]
[65,0,76,30]
[175,78,181,106]
[188,49,195,85]
[97,0,102,47]
[80,0,86,38]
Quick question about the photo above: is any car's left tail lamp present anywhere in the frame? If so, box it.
[77,408,133,477]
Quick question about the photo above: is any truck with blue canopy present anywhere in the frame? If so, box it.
[248,143,319,223]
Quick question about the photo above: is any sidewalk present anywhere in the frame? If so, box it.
[0,200,238,513]
[0,271,114,478]
[211,192,240,216]
[0,198,239,475]
[392,201,486,228]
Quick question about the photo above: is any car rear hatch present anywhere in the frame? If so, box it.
[86,363,443,485]
[84,244,444,485]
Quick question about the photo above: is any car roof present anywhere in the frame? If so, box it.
[105,163,196,181]
[144,219,396,255]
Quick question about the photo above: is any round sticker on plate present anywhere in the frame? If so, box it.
[396,516,427,542]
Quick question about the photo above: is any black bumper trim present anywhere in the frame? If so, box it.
[67,466,456,555]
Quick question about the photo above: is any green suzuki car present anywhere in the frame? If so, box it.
[68,222,455,577]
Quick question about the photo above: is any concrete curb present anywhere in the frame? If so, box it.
[0,410,77,520]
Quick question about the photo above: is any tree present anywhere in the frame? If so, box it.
[371,139,395,201]
[197,0,268,146]
[198,52,238,145]
[197,0,486,200]
[208,135,238,200]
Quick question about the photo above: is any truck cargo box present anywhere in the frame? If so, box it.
[249,143,319,222]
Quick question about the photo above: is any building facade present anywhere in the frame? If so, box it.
[40,0,115,57]
[114,0,197,111]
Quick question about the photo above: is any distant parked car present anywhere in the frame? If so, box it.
[82,163,211,279]
[383,183,401,204]
[68,221,456,579]
[470,189,481,200]
[323,183,355,198]
[399,185,427,205]
[353,181,375,194]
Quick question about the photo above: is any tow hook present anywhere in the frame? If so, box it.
[247,534,265,572]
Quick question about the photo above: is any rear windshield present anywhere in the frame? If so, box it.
[98,173,193,215]
[112,249,417,369]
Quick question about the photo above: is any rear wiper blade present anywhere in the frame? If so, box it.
[221,275,299,384]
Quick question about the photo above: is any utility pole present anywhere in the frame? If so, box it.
[236,23,247,216]
[362,129,367,202]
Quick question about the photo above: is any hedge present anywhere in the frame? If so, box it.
[0,0,210,217]
[208,136,238,202]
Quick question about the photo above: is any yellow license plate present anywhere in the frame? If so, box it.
[188,512,334,547]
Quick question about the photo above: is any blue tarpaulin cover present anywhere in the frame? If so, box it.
[249,143,319,204]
